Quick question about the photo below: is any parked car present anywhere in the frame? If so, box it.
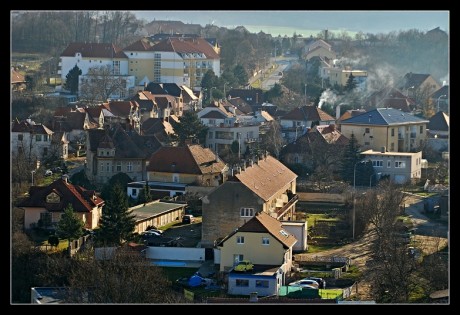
[182,214,195,224]
[44,169,53,176]
[141,230,162,237]
[146,228,163,235]
[288,279,319,288]
[234,260,254,272]
[304,277,326,289]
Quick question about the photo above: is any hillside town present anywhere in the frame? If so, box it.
[11,12,449,304]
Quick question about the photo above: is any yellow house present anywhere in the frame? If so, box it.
[124,37,221,89]
[328,68,367,87]
[340,108,429,152]
[217,211,297,273]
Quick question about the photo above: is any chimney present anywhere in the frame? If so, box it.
[381,146,386,153]
[62,174,69,183]
[336,104,341,119]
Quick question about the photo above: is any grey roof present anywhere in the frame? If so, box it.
[427,111,449,132]
[340,108,428,126]
[130,201,186,221]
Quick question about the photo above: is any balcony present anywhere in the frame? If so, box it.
[275,194,298,219]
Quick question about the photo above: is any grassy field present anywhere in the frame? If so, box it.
[11,52,51,73]
[305,213,340,229]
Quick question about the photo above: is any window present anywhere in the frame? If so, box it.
[240,207,254,217]
[365,128,370,133]
[395,161,406,168]
[372,160,383,167]
[387,161,391,168]
[208,131,213,139]
[256,280,269,288]
[262,237,270,245]
[100,162,104,172]
[40,212,52,226]
[237,236,245,244]
[209,119,215,125]
[420,126,423,134]
[236,279,249,287]
[36,134,42,141]
[132,188,137,196]
[106,162,110,172]
[127,162,133,172]
[391,128,395,137]
[112,61,120,75]
[116,162,122,172]
[18,134,23,141]
[173,174,179,183]
[234,254,243,264]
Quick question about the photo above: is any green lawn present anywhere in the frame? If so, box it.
[305,213,340,229]
[305,244,343,254]
[319,289,343,300]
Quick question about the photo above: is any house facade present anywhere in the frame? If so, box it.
[201,155,298,248]
[18,177,104,230]
[85,124,161,185]
[124,37,220,90]
[145,144,228,197]
[361,149,423,184]
[130,200,186,233]
[11,119,66,162]
[59,42,135,99]
[340,108,429,152]
[328,68,368,89]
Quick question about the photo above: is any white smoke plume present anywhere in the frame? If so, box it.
[439,73,449,86]
[318,88,338,108]
[333,55,369,68]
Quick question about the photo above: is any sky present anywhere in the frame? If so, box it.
[133,10,449,36]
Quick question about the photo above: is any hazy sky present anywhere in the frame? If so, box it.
[133,10,449,36]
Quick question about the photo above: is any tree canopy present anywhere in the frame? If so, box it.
[64,64,82,94]
[171,111,208,146]
[97,183,136,246]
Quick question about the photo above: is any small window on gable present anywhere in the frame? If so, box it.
[46,192,60,203]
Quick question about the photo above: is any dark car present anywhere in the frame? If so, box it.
[182,215,195,224]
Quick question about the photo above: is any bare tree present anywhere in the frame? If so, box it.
[79,65,127,104]
[259,121,285,158]
[65,248,187,303]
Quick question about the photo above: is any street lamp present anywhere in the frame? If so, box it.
[304,83,307,105]
[369,172,382,188]
[437,94,447,112]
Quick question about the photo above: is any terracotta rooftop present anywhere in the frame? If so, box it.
[61,42,127,59]
[18,178,104,212]
[281,105,335,122]
[151,37,220,59]
[235,155,297,201]
[146,144,226,174]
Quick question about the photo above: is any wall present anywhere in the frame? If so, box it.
[220,232,286,271]
[227,273,280,296]
[282,221,307,252]
[146,246,205,261]
[201,181,264,248]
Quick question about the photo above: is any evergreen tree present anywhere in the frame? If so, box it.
[137,181,152,205]
[340,132,361,183]
[100,172,132,201]
[64,64,82,94]
[345,73,357,91]
[171,111,208,146]
[97,183,136,246]
[233,64,248,86]
[56,204,85,249]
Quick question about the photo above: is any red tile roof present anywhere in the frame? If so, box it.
[313,124,349,145]
[152,37,220,59]
[101,101,138,118]
[61,42,127,59]
[18,178,104,212]
[146,144,226,174]
[123,39,153,51]
[235,156,297,201]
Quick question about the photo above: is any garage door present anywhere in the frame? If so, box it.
[394,175,406,184]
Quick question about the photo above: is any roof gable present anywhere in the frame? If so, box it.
[223,212,297,248]
[18,178,104,212]
[427,111,449,131]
